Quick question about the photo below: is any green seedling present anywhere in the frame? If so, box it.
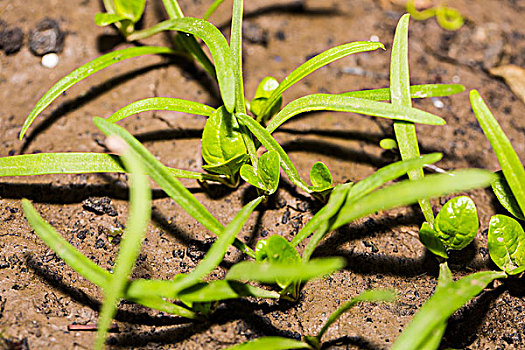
[488,215,525,275]
[470,90,525,220]
[95,0,146,36]
[240,150,280,195]
[419,196,479,259]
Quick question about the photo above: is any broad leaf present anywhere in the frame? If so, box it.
[250,77,282,119]
[309,162,333,192]
[434,196,478,250]
[223,337,310,350]
[264,235,301,288]
[241,151,280,194]
[114,0,146,23]
[391,270,506,350]
[107,97,215,123]
[419,222,448,258]
[266,93,445,135]
[202,106,248,177]
[491,171,525,220]
[21,46,175,139]
[488,215,525,275]
[258,41,385,120]
[471,90,525,216]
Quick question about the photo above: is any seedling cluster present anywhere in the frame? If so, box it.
[1,1,523,349]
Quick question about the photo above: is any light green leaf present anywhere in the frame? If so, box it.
[264,235,301,288]
[330,170,495,231]
[202,106,248,177]
[21,46,175,139]
[92,117,254,257]
[390,14,434,224]
[203,0,225,20]
[231,0,245,114]
[236,113,311,193]
[177,280,279,304]
[259,41,385,120]
[241,151,280,194]
[95,143,151,350]
[434,196,478,250]
[491,171,525,220]
[250,77,282,120]
[379,138,398,150]
[225,257,345,284]
[222,337,310,350]
[341,84,465,101]
[114,0,146,23]
[107,97,215,123]
[419,222,448,259]
[488,214,525,275]
[94,13,128,26]
[266,94,445,135]
[309,162,333,192]
[471,90,525,216]
[126,18,235,112]
[391,270,506,350]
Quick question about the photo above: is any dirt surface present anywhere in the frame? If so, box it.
[1,0,524,349]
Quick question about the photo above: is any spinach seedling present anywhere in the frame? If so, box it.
[488,215,525,275]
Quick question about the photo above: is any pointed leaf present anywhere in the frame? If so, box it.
[266,94,445,135]
[471,89,525,215]
[488,214,525,274]
[259,41,385,119]
[434,196,479,250]
[491,171,525,220]
[341,84,465,101]
[177,280,279,304]
[94,13,128,26]
[222,337,310,350]
[21,46,175,139]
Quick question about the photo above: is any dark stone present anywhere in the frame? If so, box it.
[0,25,24,55]
[82,197,118,216]
[29,18,65,56]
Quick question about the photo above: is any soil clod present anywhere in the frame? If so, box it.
[29,18,65,56]
[0,22,24,55]
[82,197,118,216]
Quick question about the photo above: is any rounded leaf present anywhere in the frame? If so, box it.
[488,214,525,274]
[309,162,333,192]
[265,235,301,288]
[419,222,448,259]
[491,171,525,221]
[435,196,479,250]
[258,151,280,194]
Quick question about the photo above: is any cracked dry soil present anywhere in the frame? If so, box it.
[1,0,524,349]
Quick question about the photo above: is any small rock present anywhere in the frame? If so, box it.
[41,53,59,68]
[0,25,24,55]
[29,18,65,56]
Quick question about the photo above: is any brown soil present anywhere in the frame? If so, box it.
[1,0,524,349]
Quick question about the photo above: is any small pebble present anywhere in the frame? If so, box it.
[0,26,24,55]
[29,18,65,56]
[41,53,59,68]
[432,98,445,109]
[369,35,380,42]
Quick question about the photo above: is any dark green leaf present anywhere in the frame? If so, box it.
[21,46,175,139]
[202,106,248,177]
[434,196,478,250]
[492,171,525,220]
[266,94,445,135]
[126,18,235,112]
[107,97,215,123]
[226,257,345,284]
[471,90,525,216]
[488,214,525,275]
[391,270,506,350]
[259,41,385,120]
[222,337,310,350]
[342,84,465,101]
[419,222,448,259]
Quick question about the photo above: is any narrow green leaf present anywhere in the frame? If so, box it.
[161,0,183,18]
[95,144,151,350]
[390,14,434,224]
[419,222,448,259]
[222,337,310,350]
[126,18,235,112]
[266,94,445,135]
[341,84,465,101]
[471,89,525,215]
[236,113,311,193]
[231,0,245,114]
[203,0,225,20]
[492,171,525,220]
[22,199,111,287]
[92,117,254,257]
[435,196,479,250]
[94,13,128,26]
[331,170,495,231]
[314,289,397,342]
[259,41,385,119]
[21,46,175,139]
[177,280,279,304]
[226,257,345,284]
[391,270,506,350]
[488,215,525,274]
[107,97,215,123]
